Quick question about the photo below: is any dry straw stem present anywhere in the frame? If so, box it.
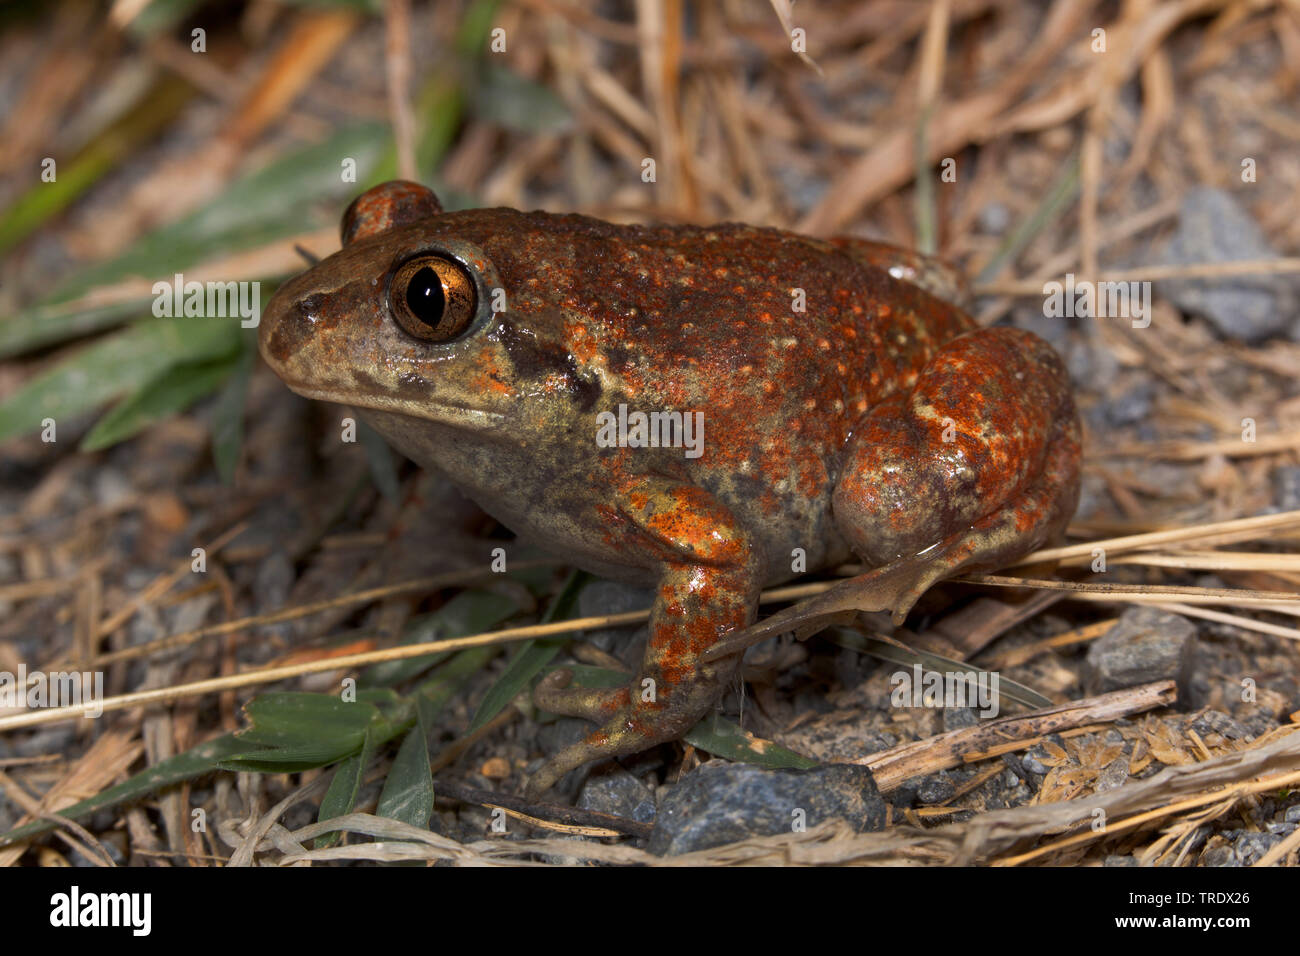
[1098,431,1300,461]
[979,618,1120,669]
[1012,507,1300,565]
[962,574,1300,612]
[978,256,1300,296]
[99,508,1300,664]
[860,681,1178,791]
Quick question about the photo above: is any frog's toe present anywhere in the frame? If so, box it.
[524,740,606,801]
[533,668,630,722]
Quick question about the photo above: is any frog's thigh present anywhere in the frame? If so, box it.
[833,326,1080,586]
[525,484,759,798]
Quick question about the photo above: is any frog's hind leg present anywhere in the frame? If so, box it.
[832,325,1080,620]
[705,327,1079,662]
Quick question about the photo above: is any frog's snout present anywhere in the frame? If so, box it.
[257,274,314,383]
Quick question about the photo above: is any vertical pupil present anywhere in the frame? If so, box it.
[406,266,445,326]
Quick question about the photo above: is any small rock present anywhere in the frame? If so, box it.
[977,202,1011,234]
[886,778,921,809]
[942,707,979,732]
[1200,844,1238,867]
[1098,380,1155,429]
[576,765,657,825]
[1065,335,1120,390]
[1192,710,1250,741]
[1085,606,1196,694]
[1284,805,1300,825]
[14,725,75,758]
[577,580,654,662]
[648,762,885,856]
[71,839,126,867]
[531,718,599,800]
[1094,757,1129,793]
[917,771,957,805]
[1156,187,1298,342]
[1103,854,1139,867]
[1232,831,1281,865]
[1021,747,1050,776]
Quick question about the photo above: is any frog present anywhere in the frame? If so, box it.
[258,180,1081,798]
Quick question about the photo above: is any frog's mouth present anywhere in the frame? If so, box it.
[286,384,508,430]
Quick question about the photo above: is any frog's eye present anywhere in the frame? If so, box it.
[390,255,477,342]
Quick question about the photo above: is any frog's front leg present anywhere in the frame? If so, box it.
[525,482,759,799]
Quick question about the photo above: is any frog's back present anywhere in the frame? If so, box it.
[442,207,975,416]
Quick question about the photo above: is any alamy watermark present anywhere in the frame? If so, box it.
[152,273,260,328]
[0,665,104,717]
[890,663,1001,718]
[595,403,705,459]
[1042,273,1150,328]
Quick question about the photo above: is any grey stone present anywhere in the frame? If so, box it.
[1065,336,1120,390]
[532,718,599,800]
[1156,187,1298,342]
[1085,606,1196,694]
[977,202,1011,234]
[1232,830,1281,865]
[1200,844,1238,867]
[1192,710,1250,741]
[1284,805,1300,825]
[1099,380,1155,429]
[917,771,957,805]
[942,707,979,732]
[577,580,653,661]
[648,762,885,856]
[1094,757,1129,793]
[1104,854,1140,866]
[576,765,657,825]
[1021,746,1050,776]
[14,724,75,758]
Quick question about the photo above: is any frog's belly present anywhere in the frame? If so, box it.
[362,408,852,587]
[475,472,852,589]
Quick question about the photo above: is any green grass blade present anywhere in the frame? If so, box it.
[80,354,240,451]
[684,713,819,770]
[468,570,587,732]
[210,338,256,483]
[0,734,248,849]
[313,729,378,850]
[0,315,241,443]
[376,707,434,831]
